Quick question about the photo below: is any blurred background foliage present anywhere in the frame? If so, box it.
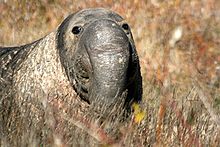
[0,0,219,87]
[0,0,220,146]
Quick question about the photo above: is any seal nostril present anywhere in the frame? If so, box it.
[72,26,83,35]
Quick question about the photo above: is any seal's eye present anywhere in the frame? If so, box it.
[72,26,83,35]
[122,23,129,30]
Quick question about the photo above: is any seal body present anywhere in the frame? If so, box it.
[0,8,142,146]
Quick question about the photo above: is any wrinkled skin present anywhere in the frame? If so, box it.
[0,8,142,145]
[57,9,142,107]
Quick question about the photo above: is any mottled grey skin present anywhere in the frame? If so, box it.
[57,8,142,106]
[0,8,142,145]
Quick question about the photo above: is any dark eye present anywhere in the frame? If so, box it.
[72,26,83,35]
[122,23,129,30]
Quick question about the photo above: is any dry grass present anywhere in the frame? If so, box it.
[0,0,220,146]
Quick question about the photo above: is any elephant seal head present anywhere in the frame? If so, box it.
[57,8,142,112]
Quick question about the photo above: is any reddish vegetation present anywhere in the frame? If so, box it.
[0,0,219,146]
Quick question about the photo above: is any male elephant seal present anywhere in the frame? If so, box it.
[0,8,142,146]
